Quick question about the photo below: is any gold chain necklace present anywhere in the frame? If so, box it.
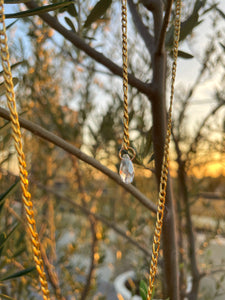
[0,1,50,299]
[0,0,181,298]
[147,1,181,298]
[119,0,136,184]
[118,0,182,298]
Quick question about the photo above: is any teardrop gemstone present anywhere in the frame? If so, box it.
[119,154,134,184]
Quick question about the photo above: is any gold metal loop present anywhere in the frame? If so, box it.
[119,146,136,161]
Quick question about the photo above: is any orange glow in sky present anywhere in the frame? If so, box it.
[191,162,225,178]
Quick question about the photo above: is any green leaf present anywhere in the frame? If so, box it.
[0,180,19,202]
[4,0,31,3]
[202,3,218,15]
[12,246,26,258]
[151,287,156,300]
[0,294,16,300]
[216,8,225,19]
[67,3,77,17]
[5,1,74,19]
[0,224,19,255]
[0,61,25,76]
[219,42,225,51]
[139,279,148,300]
[65,17,76,32]
[148,153,155,164]
[0,266,36,281]
[178,50,194,59]
[0,121,11,135]
[142,128,153,159]
[0,180,20,214]
[0,78,19,96]
[84,0,112,28]
[166,1,204,48]
[6,20,18,30]
[0,233,7,257]
[0,233,7,246]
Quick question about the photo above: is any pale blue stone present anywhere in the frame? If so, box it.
[119,154,134,184]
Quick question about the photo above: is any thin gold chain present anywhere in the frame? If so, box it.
[147,1,181,299]
[121,0,129,151]
[0,1,50,299]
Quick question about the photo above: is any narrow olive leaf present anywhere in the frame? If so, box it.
[82,35,96,41]
[0,180,20,214]
[0,61,25,76]
[0,233,6,256]
[1,224,19,247]
[0,78,18,97]
[67,3,77,17]
[6,19,18,30]
[0,225,19,257]
[12,246,26,258]
[151,287,156,300]
[65,17,76,32]
[4,0,31,3]
[0,232,6,246]
[178,50,194,59]
[202,3,218,15]
[0,119,10,132]
[0,266,36,281]
[142,127,153,159]
[148,153,155,164]
[166,2,203,48]
[216,7,225,19]
[84,0,112,28]
[139,279,148,300]
[0,293,16,300]
[5,1,74,19]
[219,43,225,51]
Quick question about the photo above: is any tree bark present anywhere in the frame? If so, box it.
[178,162,200,300]
[151,50,179,299]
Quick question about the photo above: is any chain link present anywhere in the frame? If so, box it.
[147,0,182,298]
[121,0,129,151]
[0,1,50,299]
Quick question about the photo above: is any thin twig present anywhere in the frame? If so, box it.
[41,249,65,300]
[156,0,173,54]
[141,0,163,44]
[0,106,157,213]
[37,182,151,257]
[24,0,153,97]
[73,158,97,300]
[0,167,151,257]
[186,101,225,165]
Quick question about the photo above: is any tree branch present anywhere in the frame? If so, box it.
[141,0,163,44]
[127,0,154,57]
[0,106,157,213]
[24,0,153,97]
[35,181,152,257]
[186,100,225,165]
[156,0,173,55]
[0,167,151,257]
[41,248,65,300]
[172,129,200,299]
[73,158,97,300]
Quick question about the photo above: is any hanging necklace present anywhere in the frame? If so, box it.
[147,0,181,298]
[118,0,182,297]
[0,1,50,299]
[119,0,136,184]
